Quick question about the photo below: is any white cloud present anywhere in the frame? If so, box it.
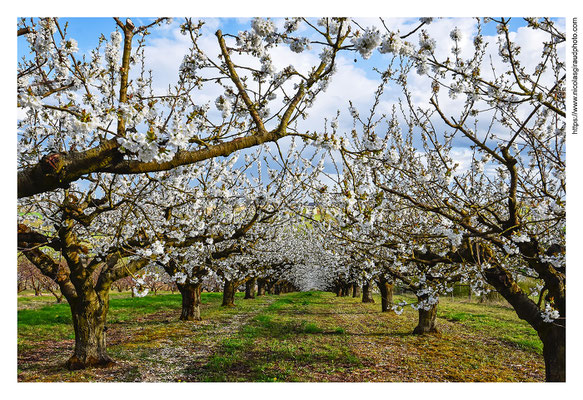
[449,147,475,174]
[130,17,562,156]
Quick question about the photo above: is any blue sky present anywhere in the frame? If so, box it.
[17,16,531,64]
[16,16,567,177]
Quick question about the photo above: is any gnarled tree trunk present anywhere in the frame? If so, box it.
[177,282,202,321]
[19,210,150,371]
[413,295,438,334]
[483,264,565,382]
[222,279,236,307]
[66,293,113,370]
[362,281,375,303]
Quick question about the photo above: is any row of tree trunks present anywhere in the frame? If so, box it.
[334,281,353,297]
[264,280,296,295]
[273,281,296,295]
[222,278,297,306]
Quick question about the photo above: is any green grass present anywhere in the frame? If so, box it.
[17,291,253,346]
[18,290,545,382]
[436,300,543,353]
[301,322,323,334]
[18,302,75,341]
[193,292,364,381]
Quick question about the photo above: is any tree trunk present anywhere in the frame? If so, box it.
[352,283,360,298]
[377,278,394,312]
[222,279,236,307]
[66,294,113,370]
[244,277,256,299]
[539,324,566,381]
[342,283,351,297]
[257,278,266,296]
[413,296,438,334]
[362,281,375,303]
[266,280,274,295]
[46,285,64,303]
[20,222,150,371]
[482,264,565,381]
[32,278,42,296]
[177,282,202,321]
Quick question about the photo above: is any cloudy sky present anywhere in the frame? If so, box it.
[16,15,565,174]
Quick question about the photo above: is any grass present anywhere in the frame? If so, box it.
[436,300,543,353]
[17,290,545,382]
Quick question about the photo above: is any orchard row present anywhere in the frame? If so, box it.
[17,17,565,380]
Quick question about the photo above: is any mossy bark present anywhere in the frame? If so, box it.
[413,296,438,334]
[19,206,148,371]
[66,293,113,370]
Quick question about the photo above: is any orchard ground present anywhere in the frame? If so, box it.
[17,291,544,382]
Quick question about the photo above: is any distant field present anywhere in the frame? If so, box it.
[17,291,544,382]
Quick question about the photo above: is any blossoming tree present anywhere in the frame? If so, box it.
[17,17,350,198]
[16,16,350,369]
[335,17,565,381]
